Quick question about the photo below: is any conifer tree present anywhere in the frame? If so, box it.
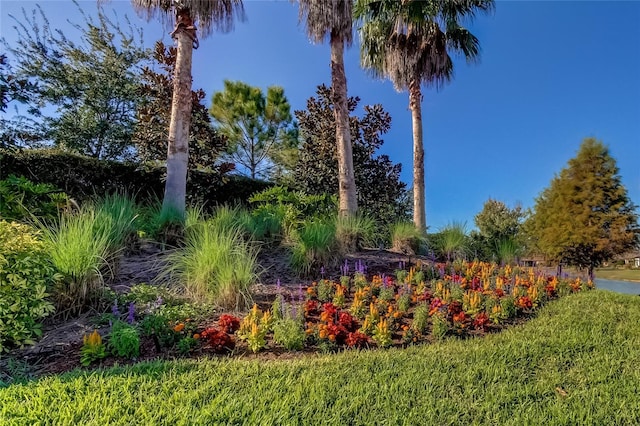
[528,138,638,278]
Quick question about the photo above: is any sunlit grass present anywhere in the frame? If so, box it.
[596,267,640,282]
[1,290,639,424]
[290,219,337,276]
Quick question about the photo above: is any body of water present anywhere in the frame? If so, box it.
[595,278,640,295]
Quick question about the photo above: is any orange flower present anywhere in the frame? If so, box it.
[193,333,200,340]
[173,323,185,332]
[328,334,336,342]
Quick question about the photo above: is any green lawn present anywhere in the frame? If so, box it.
[596,267,640,282]
[2,290,639,425]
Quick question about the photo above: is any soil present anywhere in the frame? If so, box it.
[1,242,436,381]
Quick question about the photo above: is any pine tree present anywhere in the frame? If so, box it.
[528,138,639,278]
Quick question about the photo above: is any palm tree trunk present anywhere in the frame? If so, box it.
[162,10,194,217]
[409,78,426,231]
[330,30,357,217]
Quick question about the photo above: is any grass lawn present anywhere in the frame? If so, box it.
[1,290,639,425]
[596,268,640,282]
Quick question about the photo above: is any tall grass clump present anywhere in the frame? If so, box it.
[164,221,259,310]
[437,221,468,261]
[39,208,112,317]
[290,219,337,276]
[93,193,139,250]
[390,221,425,254]
[495,237,522,265]
[335,214,376,254]
[140,200,185,246]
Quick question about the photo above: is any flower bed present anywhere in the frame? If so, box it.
[77,261,593,365]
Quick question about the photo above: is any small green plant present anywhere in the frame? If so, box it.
[177,336,199,355]
[436,222,468,262]
[500,296,517,320]
[431,313,449,341]
[80,330,107,366]
[0,221,57,351]
[317,279,334,302]
[397,293,411,313]
[412,304,429,334]
[0,175,69,222]
[378,286,395,302]
[272,318,306,351]
[237,305,272,353]
[108,321,140,359]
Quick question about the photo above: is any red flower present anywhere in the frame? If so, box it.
[304,299,318,315]
[346,332,369,348]
[448,300,463,316]
[493,288,505,298]
[473,312,490,331]
[516,296,533,310]
[201,327,235,353]
[338,311,358,332]
[218,314,241,334]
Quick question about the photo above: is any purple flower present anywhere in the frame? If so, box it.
[276,279,281,294]
[127,302,135,324]
[320,266,325,278]
[112,299,120,317]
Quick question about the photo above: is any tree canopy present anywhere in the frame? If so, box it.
[210,80,297,180]
[295,84,409,227]
[1,3,149,160]
[527,138,639,276]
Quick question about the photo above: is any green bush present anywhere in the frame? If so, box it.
[108,321,140,359]
[0,221,57,351]
[335,214,376,254]
[0,175,69,222]
[272,318,306,351]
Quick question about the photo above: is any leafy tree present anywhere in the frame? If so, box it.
[527,138,639,278]
[210,80,297,180]
[131,0,245,217]
[297,0,358,217]
[295,84,409,228]
[355,0,494,230]
[0,54,36,113]
[474,198,524,261]
[133,41,229,173]
[2,3,149,160]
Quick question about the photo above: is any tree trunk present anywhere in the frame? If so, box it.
[162,10,194,218]
[409,78,426,231]
[330,31,357,217]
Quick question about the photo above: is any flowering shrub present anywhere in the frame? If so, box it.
[80,330,107,366]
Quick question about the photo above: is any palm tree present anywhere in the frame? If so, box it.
[355,0,493,231]
[131,0,245,217]
[296,0,358,217]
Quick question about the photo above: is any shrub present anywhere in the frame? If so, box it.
[218,314,241,334]
[164,220,259,310]
[335,214,376,254]
[108,321,140,359]
[0,175,70,222]
[0,221,57,351]
[390,221,425,254]
[290,219,337,276]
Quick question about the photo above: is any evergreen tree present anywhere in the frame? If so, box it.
[295,84,409,228]
[210,80,297,180]
[528,138,639,277]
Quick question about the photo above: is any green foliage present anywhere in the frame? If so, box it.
[290,220,337,276]
[164,220,258,310]
[134,41,228,173]
[390,221,425,254]
[210,80,298,180]
[0,221,57,351]
[0,175,69,222]
[2,3,149,159]
[412,303,429,334]
[272,318,306,351]
[434,222,469,262]
[317,279,334,303]
[176,337,199,355]
[94,192,139,250]
[79,330,107,367]
[527,138,639,275]
[474,199,524,261]
[108,321,141,359]
[431,313,449,341]
[39,206,113,316]
[294,85,409,228]
[335,214,376,254]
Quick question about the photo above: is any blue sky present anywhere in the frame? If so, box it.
[1,1,639,230]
